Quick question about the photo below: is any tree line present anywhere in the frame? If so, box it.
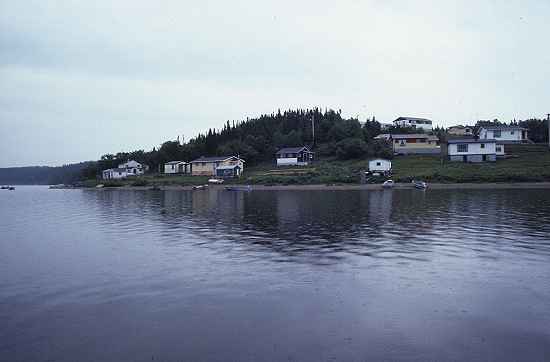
[79,112,549,180]
[82,108,393,179]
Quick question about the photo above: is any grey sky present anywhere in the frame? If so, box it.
[1,0,549,167]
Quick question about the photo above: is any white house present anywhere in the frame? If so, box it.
[118,160,145,176]
[275,146,314,166]
[445,139,504,162]
[369,159,392,172]
[102,160,145,180]
[102,168,128,179]
[164,161,190,174]
[393,117,433,131]
[478,125,528,143]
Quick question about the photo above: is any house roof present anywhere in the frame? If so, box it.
[165,160,187,165]
[119,160,142,168]
[446,138,497,144]
[390,133,439,140]
[104,168,127,172]
[394,117,433,123]
[369,158,391,162]
[275,146,312,155]
[191,156,244,163]
[481,125,526,131]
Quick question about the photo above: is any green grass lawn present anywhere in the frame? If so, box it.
[239,148,550,184]
[86,147,550,187]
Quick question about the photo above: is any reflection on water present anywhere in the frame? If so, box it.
[1,187,550,361]
[85,188,550,263]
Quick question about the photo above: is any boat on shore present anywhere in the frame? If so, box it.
[8,186,15,191]
[208,178,224,184]
[413,180,428,190]
[192,185,209,190]
[382,180,394,189]
[1,186,9,190]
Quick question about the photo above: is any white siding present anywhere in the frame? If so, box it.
[164,164,178,174]
[394,120,433,131]
[369,159,392,172]
[448,142,496,156]
[277,158,299,166]
[479,129,523,142]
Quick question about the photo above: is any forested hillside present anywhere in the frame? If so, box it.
[82,108,390,178]
[81,110,549,180]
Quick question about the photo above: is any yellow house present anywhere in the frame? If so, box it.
[190,156,245,177]
[389,134,440,155]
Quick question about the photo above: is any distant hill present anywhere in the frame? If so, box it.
[0,162,92,185]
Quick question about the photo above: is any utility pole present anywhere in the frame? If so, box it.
[311,114,315,147]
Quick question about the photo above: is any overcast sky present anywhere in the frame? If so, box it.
[1,0,548,167]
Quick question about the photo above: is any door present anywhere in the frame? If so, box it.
[463,155,467,162]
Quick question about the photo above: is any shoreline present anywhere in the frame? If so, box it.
[75,182,550,191]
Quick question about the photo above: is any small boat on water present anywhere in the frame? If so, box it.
[1,186,9,190]
[413,180,428,190]
[8,186,15,191]
[382,180,394,188]
[225,185,252,192]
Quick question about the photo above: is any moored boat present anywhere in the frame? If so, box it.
[413,180,428,190]
[225,185,252,192]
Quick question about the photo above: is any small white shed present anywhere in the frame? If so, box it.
[369,159,392,172]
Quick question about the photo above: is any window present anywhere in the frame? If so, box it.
[494,130,501,138]
[457,144,468,152]
[376,162,381,166]
[480,143,485,149]
[496,146,502,152]
[395,140,399,144]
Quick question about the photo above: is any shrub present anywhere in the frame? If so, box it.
[131,179,149,187]
[335,138,368,160]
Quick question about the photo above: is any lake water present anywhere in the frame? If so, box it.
[1,186,550,361]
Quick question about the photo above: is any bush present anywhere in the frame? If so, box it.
[102,181,124,187]
[335,138,368,160]
[131,178,149,187]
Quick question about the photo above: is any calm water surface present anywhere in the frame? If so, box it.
[1,186,550,361]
